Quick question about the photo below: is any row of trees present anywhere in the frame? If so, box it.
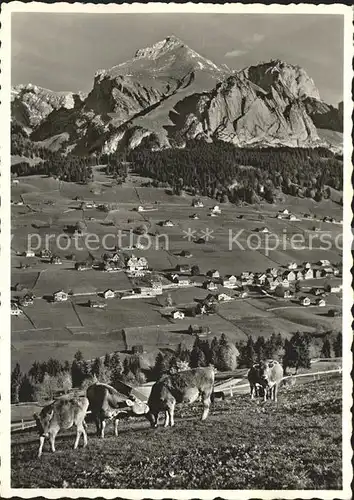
[129,141,343,204]
[11,331,342,403]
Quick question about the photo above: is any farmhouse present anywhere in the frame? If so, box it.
[176,264,191,274]
[211,205,221,214]
[295,270,304,280]
[222,275,238,288]
[206,269,220,279]
[192,199,204,208]
[266,268,278,277]
[137,204,155,212]
[89,300,106,309]
[40,249,52,260]
[257,227,269,233]
[162,220,174,227]
[276,214,283,219]
[241,271,254,280]
[173,275,190,287]
[288,214,298,221]
[287,262,298,270]
[282,270,296,282]
[51,255,62,265]
[303,262,312,269]
[322,266,334,275]
[127,256,148,272]
[103,261,120,272]
[216,293,232,302]
[135,286,156,296]
[203,281,218,291]
[53,290,68,302]
[172,310,185,320]
[318,259,331,267]
[274,285,288,298]
[324,284,342,293]
[304,268,314,280]
[280,278,290,288]
[316,298,326,307]
[314,269,323,279]
[19,294,34,307]
[238,290,249,298]
[103,289,115,299]
[311,288,323,296]
[253,273,266,285]
[279,209,289,215]
[300,296,311,306]
[24,250,35,258]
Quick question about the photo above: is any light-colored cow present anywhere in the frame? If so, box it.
[33,395,89,458]
[86,383,149,438]
[248,360,284,402]
[145,366,215,428]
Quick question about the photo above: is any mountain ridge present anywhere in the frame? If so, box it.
[11,36,343,154]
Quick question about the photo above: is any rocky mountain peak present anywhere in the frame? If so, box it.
[134,35,184,60]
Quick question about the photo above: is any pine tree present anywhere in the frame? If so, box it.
[190,345,206,368]
[321,336,332,358]
[11,363,23,403]
[243,336,256,367]
[332,332,342,357]
[153,352,170,379]
[254,336,266,362]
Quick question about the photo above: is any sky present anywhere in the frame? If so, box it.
[11,13,344,105]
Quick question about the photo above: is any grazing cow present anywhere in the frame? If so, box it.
[247,360,284,402]
[33,395,89,458]
[86,383,149,438]
[145,366,215,428]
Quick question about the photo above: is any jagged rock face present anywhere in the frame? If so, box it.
[303,97,343,132]
[11,84,87,129]
[240,60,321,101]
[12,38,342,153]
[167,75,320,148]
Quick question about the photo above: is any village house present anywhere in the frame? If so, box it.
[89,300,106,309]
[311,287,324,296]
[222,275,238,288]
[173,275,190,287]
[322,266,334,275]
[318,259,331,267]
[203,281,218,291]
[137,204,155,212]
[257,227,269,233]
[209,212,218,217]
[304,268,314,280]
[190,213,199,220]
[103,289,115,299]
[279,209,290,215]
[324,284,342,293]
[333,267,340,276]
[196,303,207,315]
[211,205,221,214]
[176,264,191,274]
[276,214,283,219]
[238,290,249,299]
[303,262,312,269]
[267,277,281,290]
[282,270,296,282]
[162,220,174,227]
[24,250,35,258]
[241,271,255,280]
[172,310,185,320]
[280,278,290,288]
[316,298,326,307]
[40,249,52,260]
[127,256,149,272]
[53,290,68,302]
[19,294,34,307]
[51,255,62,265]
[300,296,311,306]
[295,270,304,280]
[216,293,232,302]
[192,199,204,208]
[135,286,156,296]
[314,269,323,279]
[274,284,289,298]
[287,262,298,270]
[288,214,298,221]
[206,269,220,279]
[266,268,278,277]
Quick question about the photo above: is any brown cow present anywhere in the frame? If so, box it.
[247,360,284,402]
[145,366,215,428]
[86,383,149,438]
[33,395,89,458]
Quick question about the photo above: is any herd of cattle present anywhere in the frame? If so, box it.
[33,359,283,457]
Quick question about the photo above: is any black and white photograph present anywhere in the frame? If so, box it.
[0,2,352,498]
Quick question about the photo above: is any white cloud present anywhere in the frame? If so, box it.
[224,33,265,58]
[224,49,248,58]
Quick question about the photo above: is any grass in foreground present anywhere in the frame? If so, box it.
[11,377,342,489]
